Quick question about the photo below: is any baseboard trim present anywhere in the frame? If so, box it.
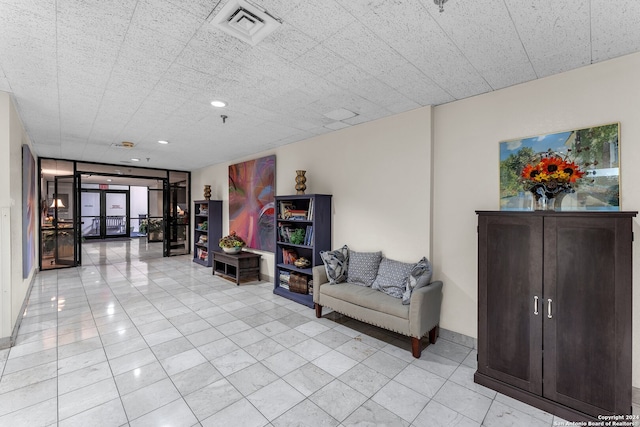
[439,327,477,349]
[0,270,38,350]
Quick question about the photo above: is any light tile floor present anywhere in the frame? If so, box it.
[0,239,571,426]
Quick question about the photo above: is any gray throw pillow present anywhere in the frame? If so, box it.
[320,245,349,284]
[372,257,414,299]
[402,257,433,305]
[347,250,382,287]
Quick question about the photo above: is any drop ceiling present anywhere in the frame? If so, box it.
[1,0,639,171]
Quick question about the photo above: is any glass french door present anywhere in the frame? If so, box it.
[53,175,77,266]
[81,190,129,239]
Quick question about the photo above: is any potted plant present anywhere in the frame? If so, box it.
[147,219,163,241]
[219,231,246,253]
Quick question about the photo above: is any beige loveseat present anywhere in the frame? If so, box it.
[313,265,443,358]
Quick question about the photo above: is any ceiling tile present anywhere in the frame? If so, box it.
[426,0,536,89]
[131,0,205,43]
[505,0,591,78]
[591,0,640,62]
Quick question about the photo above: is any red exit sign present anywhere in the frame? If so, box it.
[99,184,109,189]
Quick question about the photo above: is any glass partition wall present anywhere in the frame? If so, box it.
[39,158,190,270]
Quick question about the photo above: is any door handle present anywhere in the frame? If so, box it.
[533,296,539,315]
[547,299,553,319]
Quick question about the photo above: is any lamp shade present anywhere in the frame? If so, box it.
[50,199,65,208]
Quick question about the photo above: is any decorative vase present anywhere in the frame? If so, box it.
[204,185,211,200]
[222,246,242,254]
[529,183,568,211]
[295,170,306,195]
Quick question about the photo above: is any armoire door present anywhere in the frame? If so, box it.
[477,214,543,395]
[543,216,632,416]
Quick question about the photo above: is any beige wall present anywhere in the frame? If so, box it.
[432,52,640,387]
[192,106,433,281]
[0,91,36,342]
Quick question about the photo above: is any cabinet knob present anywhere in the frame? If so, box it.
[533,296,539,315]
[547,299,553,319]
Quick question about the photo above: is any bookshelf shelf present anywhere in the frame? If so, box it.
[193,200,222,267]
[274,194,332,308]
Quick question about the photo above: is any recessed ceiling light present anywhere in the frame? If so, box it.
[131,158,140,162]
[107,179,112,182]
[158,140,169,144]
[211,100,227,108]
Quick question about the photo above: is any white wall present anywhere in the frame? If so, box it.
[130,186,148,232]
[0,91,36,342]
[192,106,433,281]
[432,52,640,387]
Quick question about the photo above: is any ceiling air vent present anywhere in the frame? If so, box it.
[210,0,282,46]
[111,141,135,149]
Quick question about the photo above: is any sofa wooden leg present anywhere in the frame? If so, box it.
[315,303,322,318]
[411,337,421,358]
[429,325,439,344]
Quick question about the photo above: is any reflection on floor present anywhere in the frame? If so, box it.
[1,243,572,426]
[41,236,162,271]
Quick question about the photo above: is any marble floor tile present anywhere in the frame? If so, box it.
[247,379,305,421]
[184,378,243,421]
[210,348,258,376]
[343,400,410,427]
[0,360,57,394]
[160,348,208,376]
[362,349,410,378]
[310,379,368,422]
[338,363,391,398]
[109,348,157,376]
[58,378,120,421]
[372,380,430,423]
[170,362,223,396]
[114,361,169,396]
[0,396,58,426]
[58,361,113,395]
[413,400,480,427]
[129,398,197,427]
[58,397,127,427]
[201,397,269,427]
[244,337,286,361]
[2,348,57,375]
[483,400,550,427]
[227,362,280,396]
[262,349,308,377]
[312,350,358,377]
[282,363,335,397]
[432,381,492,423]
[121,377,181,420]
[0,378,57,417]
[272,399,338,427]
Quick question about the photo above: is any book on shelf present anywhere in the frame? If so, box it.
[282,248,298,264]
[197,248,208,260]
[307,199,314,220]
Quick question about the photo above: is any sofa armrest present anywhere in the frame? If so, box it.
[409,280,443,338]
[312,265,328,303]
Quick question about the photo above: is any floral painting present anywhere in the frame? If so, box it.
[499,123,620,211]
[228,155,276,252]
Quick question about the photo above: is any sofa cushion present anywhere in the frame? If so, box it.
[320,245,349,284]
[347,250,382,287]
[321,281,409,319]
[372,257,414,299]
[402,257,433,305]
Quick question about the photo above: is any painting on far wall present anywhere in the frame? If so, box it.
[22,145,36,278]
[499,123,620,211]
[228,155,276,252]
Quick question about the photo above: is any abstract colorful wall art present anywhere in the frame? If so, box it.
[22,144,36,278]
[228,155,276,252]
